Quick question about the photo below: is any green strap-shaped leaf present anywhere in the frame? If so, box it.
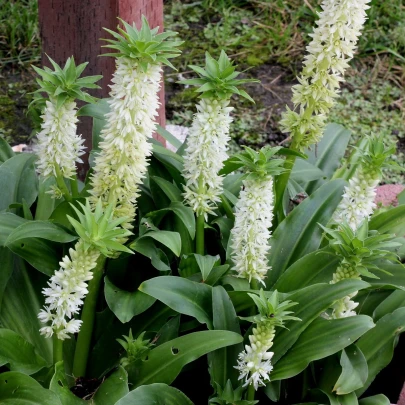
[0,372,62,405]
[115,383,193,405]
[333,344,368,395]
[156,125,182,149]
[274,247,339,292]
[358,394,390,405]
[0,153,38,211]
[356,307,405,396]
[300,123,351,194]
[0,261,52,364]
[208,286,243,388]
[267,179,346,287]
[0,212,27,246]
[5,221,78,245]
[0,329,48,375]
[131,230,181,257]
[271,279,370,363]
[139,276,213,328]
[151,176,182,202]
[373,290,405,321]
[92,366,129,405]
[0,137,14,164]
[271,315,374,381]
[369,205,405,236]
[104,277,155,323]
[50,362,86,405]
[128,331,243,388]
[290,158,324,183]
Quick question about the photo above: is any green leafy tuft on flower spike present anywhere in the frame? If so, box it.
[244,290,301,327]
[117,330,154,368]
[180,50,258,102]
[102,16,183,71]
[67,199,133,257]
[210,380,258,405]
[228,146,286,181]
[356,135,399,176]
[31,55,102,109]
[320,220,400,280]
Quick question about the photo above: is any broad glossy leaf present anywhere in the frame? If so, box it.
[272,280,369,363]
[274,248,339,292]
[356,307,405,395]
[6,237,62,276]
[373,290,405,321]
[131,230,181,257]
[0,137,14,164]
[50,361,86,405]
[208,286,243,388]
[358,395,390,405]
[92,366,129,405]
[104,277,155,323]
[151,176,182,202]
[0,249,14,308]
[139,276,213,328]
[290,158,324,183]
[5,221,78,245]
[267,179,346,287]
[369,205,405,236]
[131,237,170,271]
[156,125,182,149]
[0,153,38,211]
[155,315,180,346]
[303,123,351,194]
[147,202,195,239]
[49,198,86,230]
[129,331,243,388]
[366,263,405,290]
[0,372,62,404]
[0,329,48,375]
[0,212,27,246]
[0,261,52,364]
[333,344,368,395]
[116,383,193,405]
[35,177,57,220]
[271,315,374,380]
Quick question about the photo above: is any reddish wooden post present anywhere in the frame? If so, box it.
[38,0,166,177]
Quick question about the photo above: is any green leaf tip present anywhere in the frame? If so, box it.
[179,50,258,101]
[101,15,183,70]
[67,198,133,257]
[30,55,102,109]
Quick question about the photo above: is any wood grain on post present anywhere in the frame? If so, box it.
[38,0,166,177]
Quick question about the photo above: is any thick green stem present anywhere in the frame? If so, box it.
[72,256,106,377]
[220,194,235,220]
[70,176,79,198]
[53,335,63,364]
[196,214,205,255]
[247,384,255,401]
[54,165,72,202]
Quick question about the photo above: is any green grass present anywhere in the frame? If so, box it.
[0,0,40,67]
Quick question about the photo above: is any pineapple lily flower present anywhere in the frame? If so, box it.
[280,0,370,150]
[32,56,101,189]
[38,200,132,340]
[236,290,300,391]
[180,51,257,254]
[333,136,397,230]
[90,17,182,231]
[321,220,401,318]
[227,146,285,286]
